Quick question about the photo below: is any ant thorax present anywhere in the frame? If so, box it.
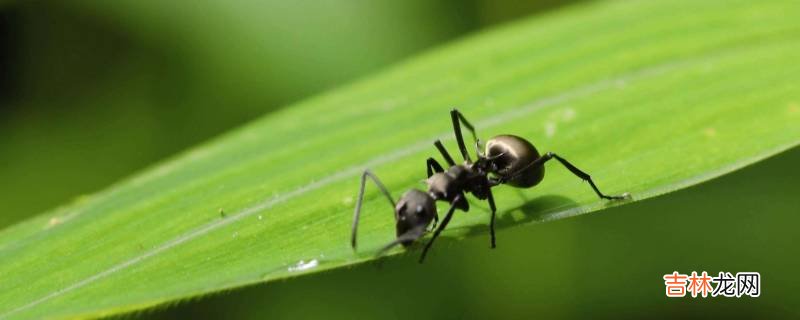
[426,163,491,204]
[462,162,492,200]
[425,171,459,201]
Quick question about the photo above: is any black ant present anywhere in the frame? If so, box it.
[351,109,629,262]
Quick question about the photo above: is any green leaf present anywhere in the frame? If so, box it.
[2,0,800,318]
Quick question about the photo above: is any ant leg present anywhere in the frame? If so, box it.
[376,228,425,257]
[499,154,551,185]
[419,194,462,263]
[544,153,629,200]
[476,139,485,157]
[351,170,397,250]
[487,188,497,249]
[450,109,479,162]
[426,157,445,178]
[429,213,439,231]
[434,140,456,166]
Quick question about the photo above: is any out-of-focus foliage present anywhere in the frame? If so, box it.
[0,0,574,228]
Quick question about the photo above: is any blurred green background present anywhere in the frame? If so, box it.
[0,0,581,228]
[2,1,797,319]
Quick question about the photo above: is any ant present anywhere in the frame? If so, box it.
[351,109,629,263]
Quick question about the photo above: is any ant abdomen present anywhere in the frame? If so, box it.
[485,134,544,188]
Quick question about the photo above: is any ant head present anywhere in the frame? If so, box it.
[395,190,436,242]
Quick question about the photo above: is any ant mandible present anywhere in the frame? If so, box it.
[351,109,629,263]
